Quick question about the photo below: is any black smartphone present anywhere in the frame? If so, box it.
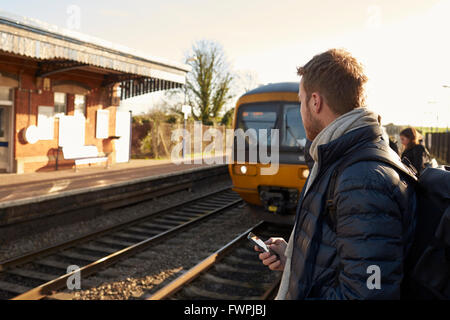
[247,232,279,258]
[248,232,270,252]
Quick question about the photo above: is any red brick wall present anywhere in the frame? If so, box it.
[0,54,118,173]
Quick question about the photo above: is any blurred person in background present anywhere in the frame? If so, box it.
[389,137,400,155]
[400,127,431,175]
[378,115,400,155]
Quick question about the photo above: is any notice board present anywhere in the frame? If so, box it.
[58,115,85,147]
[37,106,54,140]
[96,109,109,139]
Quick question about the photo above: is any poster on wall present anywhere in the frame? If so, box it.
[96,109,109,139]
[115,111,131,163]
[58,115,85,147]
[37,106,54,140]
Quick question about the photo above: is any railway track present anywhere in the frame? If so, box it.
[148,222,290,300]
[0,164,228,242]
[0,187,242,300]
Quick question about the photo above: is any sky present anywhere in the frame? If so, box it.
[1,0,449,127]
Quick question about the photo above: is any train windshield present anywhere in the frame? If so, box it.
[237,104,278,141]
[282,103,306,148]
[236,102,306,150]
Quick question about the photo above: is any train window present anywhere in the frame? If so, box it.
[282,104,306,148]
[237,104,278,145]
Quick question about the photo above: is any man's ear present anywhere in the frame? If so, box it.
[310,92,323,114]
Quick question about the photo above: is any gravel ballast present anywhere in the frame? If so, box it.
[0,175,231,262]
[70,205,262,300]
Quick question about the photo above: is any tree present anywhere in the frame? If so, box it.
[185,40,234,125]
[220,107,235,127]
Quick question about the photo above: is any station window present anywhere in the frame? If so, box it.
[74,94,86,117]
[54,92,67,117]
[0,87,12,101]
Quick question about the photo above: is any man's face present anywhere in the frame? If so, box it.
[299,80,322,141]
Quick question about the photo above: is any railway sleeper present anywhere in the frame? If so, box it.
[180,285,257,300]
[201,273,271,290]
[0,280,32,295]
[95,237,136,248]
[214,263,261,274]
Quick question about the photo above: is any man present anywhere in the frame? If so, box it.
[256,49,417,299]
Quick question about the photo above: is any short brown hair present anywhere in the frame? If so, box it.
[297,48,368,115]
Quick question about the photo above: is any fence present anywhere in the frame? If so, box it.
[425,132,450,165]
[131,120,229,160]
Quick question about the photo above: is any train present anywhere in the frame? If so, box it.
[228,82,309,225]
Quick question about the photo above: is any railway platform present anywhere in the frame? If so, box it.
[0,158,225,205]
[0,158,228,237]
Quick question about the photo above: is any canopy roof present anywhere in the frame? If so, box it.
[0,11,190,99]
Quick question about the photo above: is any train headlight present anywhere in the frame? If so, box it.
[302,169,310,178]
[233,164,257,176]
[298,168,310,179]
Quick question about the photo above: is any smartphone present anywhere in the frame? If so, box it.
[248,232,270,252]
[248,232,278,258]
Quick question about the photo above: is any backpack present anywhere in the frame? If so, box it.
[324,146,450,299]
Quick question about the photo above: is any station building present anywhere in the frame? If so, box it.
[0,12,189,173]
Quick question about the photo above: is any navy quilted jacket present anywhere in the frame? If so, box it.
[286,125,417,299]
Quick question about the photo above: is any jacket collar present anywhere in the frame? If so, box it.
[316,124,383,168]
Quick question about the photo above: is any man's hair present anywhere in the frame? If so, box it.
[297,48,368,115]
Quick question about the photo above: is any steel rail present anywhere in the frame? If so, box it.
[0,186,232,272]
[147,221,280,300]
[10,191,243,300]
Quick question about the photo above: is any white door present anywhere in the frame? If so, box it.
[0,105,11,172]
[115,111,131,163]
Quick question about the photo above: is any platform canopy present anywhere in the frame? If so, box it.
[0,11,190,99]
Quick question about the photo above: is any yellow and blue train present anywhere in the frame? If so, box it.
[228,82,309,225]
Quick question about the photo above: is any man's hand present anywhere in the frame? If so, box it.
[254,237,287,271]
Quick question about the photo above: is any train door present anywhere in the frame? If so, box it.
[115,111,131,163]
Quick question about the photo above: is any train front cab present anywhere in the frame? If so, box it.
[228,83,309,225]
